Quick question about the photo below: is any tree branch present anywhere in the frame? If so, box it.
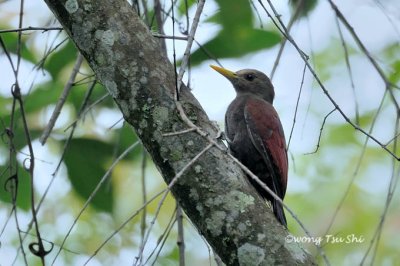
[42,0,315,264]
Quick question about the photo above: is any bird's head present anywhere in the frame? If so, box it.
[210,65,275,104]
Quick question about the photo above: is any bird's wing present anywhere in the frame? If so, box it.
[244,97,288,198]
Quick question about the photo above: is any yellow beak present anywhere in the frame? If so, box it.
[210,65,237,79]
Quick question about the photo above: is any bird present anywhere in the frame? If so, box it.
[210,65,288,227]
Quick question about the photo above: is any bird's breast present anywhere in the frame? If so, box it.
[225,97,259,162]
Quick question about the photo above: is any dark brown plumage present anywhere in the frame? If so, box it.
[211,65,288,227]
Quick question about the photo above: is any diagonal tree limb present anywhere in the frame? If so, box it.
[42,0,316,264]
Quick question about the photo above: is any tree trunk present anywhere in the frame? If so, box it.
[43,0,316,265]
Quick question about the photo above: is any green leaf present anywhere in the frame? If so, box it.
[290,0,318,19]
[0,96,10,117]
[177,0,197,16]
[326,123,359,146]
[116,122,141,161]
[24,82,63,112]
[64,138,114,213]
[211,0,252,28]
[0,113,43,150]
[313,39,355,82]
[188,29,281,66]
[389,60,400,84]
[44,39,78,79]
[0,25,37,64]
[178,0,281,66]
[0,164,32,211]
[380,42,400,84]
[0,81,63,126]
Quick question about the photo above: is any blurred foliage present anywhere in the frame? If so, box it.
[381,42,400,84]
[64,138,115,213]
[0,164,32,211]
[0,24,37,63]
[180,0,281,65]
[177,0,197,15]
[189,29,280,66]
[44,39,77,79]
[290,0,319,18]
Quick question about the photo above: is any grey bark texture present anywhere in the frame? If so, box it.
[43,0,316,265]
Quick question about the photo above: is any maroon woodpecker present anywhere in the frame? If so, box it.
[210,65,288,227]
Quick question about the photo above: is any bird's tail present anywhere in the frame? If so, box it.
[273,199,287,228]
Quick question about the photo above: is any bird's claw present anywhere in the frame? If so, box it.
[220,131,233,146]
[215,129,224,140]
[215,130,233,153]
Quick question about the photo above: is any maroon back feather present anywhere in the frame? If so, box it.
[244,97,288,196]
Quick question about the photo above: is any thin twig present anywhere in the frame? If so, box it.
[4,96,29,265]
[40,53,84,145]
[385,131,400,147]
[135,142,213,265]
[184,0,190,34]
[140,148,148,257]
[260,0,400,160]
[136,191,169,265]
[16,0,25,74]
[0,26,63,33]
[34,80,97,219]
[194,39,222,66]
[322,90,388,237]
[140,0,151,26]
[71,73,96,86]
[154,0,167,56]
[11,81,97,261]
[335,16,359,125]
[287,63,307,149]
[19,230,81,255]
[269,0,305,79]
[2,35,28,263]
[152,33,188,40]
[54,80,98,177]
[176,0,206,98]
[361,118,400,265]
[147,209,177,266]
[51,141,140,265]
[0,36,18,78]
[171,0,180,100]
[64,93,109,131]
[14,83,51,263]
[83,189,169,265]
[35,36,68,71]
[305,108,336,155]
[162,128,196,136]
[327,0,400,113]
[160,0,180,27]
[176,204,185,266]
[373,0,400,39]
[13,1,50,260]
[106,117,124,130]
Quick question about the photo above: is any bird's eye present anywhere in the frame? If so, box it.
[245,74,255,81]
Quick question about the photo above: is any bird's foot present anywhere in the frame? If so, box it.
[221,132,233,147]
[214,130,231,152]
[211,121,223,139]
[215,129,224,140]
